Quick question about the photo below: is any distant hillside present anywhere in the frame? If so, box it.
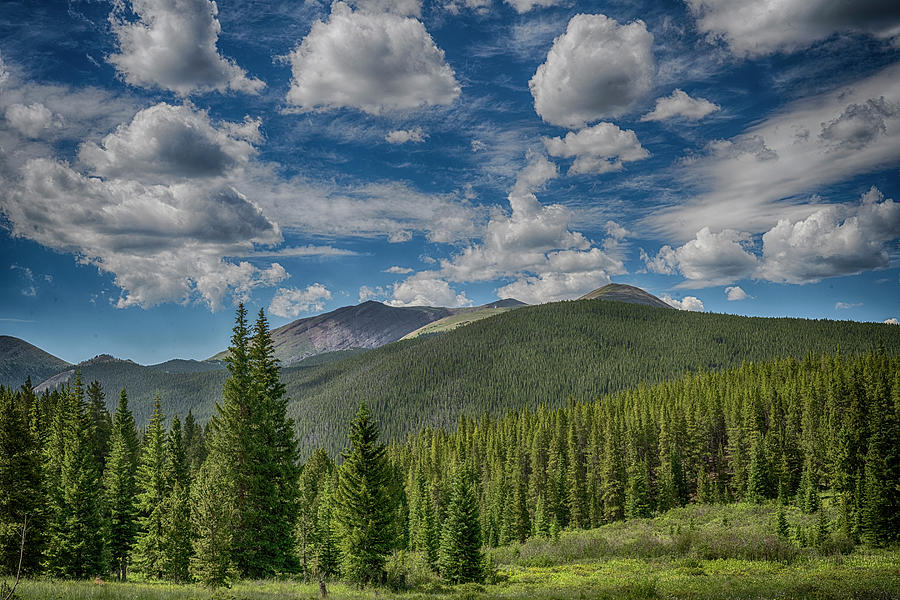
[279,299,900,456]
[211,301,454,365]
[0,335,71,389]
[579,283,672,308]
[401,299,527,340]
[147,358,227,374]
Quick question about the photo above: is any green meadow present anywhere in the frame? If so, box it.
[10,503,899,600]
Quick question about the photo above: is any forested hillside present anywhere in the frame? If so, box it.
[283,299,900,455]
[0,336,70,389]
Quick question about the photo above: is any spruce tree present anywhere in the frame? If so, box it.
[44,375,105,578]
[438,467,483,584]
[314,474,341,580]
[86,380,111,474]
[103,389,139,581]
[190,459,236,587]
[160,415,192,582]
[133,396,167,579]
[335,404,396,586]
[0,387,44,574]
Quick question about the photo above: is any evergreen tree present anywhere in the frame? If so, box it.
[775,505,790,540]
[0,387,44,574]
[746,433,769,502]
[44,375,105,578]
[207,305,300,577]
[190,459,236,587]
[296,448,333,577]
[86,380,111,474]
[160,415,192,582]
[102,389,139,581]
[133,396,167,579]
[335,404,396,586]
[314,474,341,580]
[438,467,483,584]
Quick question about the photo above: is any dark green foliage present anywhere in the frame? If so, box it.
[335,404,397,586]
[190,459,236,587]
[206,306,300,578]
[44,374,105,578]
[85,381,111,474]
[389,350,899,557]
[313,474,340,580]
[438,468,483,584]
[103,389,139,581]
[0,384,44,574]
[295,448,334,576]
[160,416,192,582]
[133,395,167,578]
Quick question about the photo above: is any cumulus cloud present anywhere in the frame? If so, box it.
[285,2,460,114]
[385,127,428,144]
[504,0,564,13]
[269,284,332,318]
[725,285,749,300]
[1,158,284,309]
[387,274,471,307]
[884,318,899,325]
[78,103,257,183]
[835,301,862,310]
[641,89,720,122]
[686,0,900,57]
[435,153,625,303]
[5,102,60,138]
[109,0,264,95]
[819,97,899,151]
[660,293,705,311]
[543,122,649,175]
[642,227,758,287]
[647,187,900,288]
[530,13,654,128]
[651,63,900,240]
[757,187,900,284]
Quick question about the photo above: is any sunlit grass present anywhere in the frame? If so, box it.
[11,503,900,600]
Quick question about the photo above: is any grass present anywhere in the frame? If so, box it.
[400,308,514,340]
[10,504,899,600]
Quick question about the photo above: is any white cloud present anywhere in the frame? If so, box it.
[642,227,758,287]
[387,274,472,307]
[660,293,705,311]
[385,265,414,274]
[641,89,720,122]
[435,153,626,303]
[358,285,387,302]
[242,245,361,258]
[109,0,264,95]
[646,187,900,288]
[78,102,257,183]
[471,139,487,152]
[543,122,649,175]
[651,63,900,240]
[504,0,564,14]
[686,0,900,57]
[496,271,610,304]
[530,13,654,128]
[757,187,900,284]
[5,102,59,138]
[385,127,428,144]
[884,318,899,325]
[0,55,9,87]
[285,2,460,114]
[1,158,284,309]
[269,284,332,318]
[724,285,749,301]
[835,301,862,310]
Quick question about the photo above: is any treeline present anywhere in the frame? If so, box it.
[284,300,900,456]
[1,305,897,589]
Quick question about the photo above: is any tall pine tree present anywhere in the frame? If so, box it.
[438,467,483,584]
[335,404,396,586]
[102,389,139,581]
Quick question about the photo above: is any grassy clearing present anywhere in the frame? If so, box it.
[10,504,899,600]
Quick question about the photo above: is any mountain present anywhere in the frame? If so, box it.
[147,358,227,374]
[0,335,71,389]
[578,283,672,308]
[281,298,900,456]
[401,299,527,340]
[211,301,455,365]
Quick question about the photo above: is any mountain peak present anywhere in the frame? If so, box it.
[578,283,672,309]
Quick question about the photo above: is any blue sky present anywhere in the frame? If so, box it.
[1,0,898,365]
